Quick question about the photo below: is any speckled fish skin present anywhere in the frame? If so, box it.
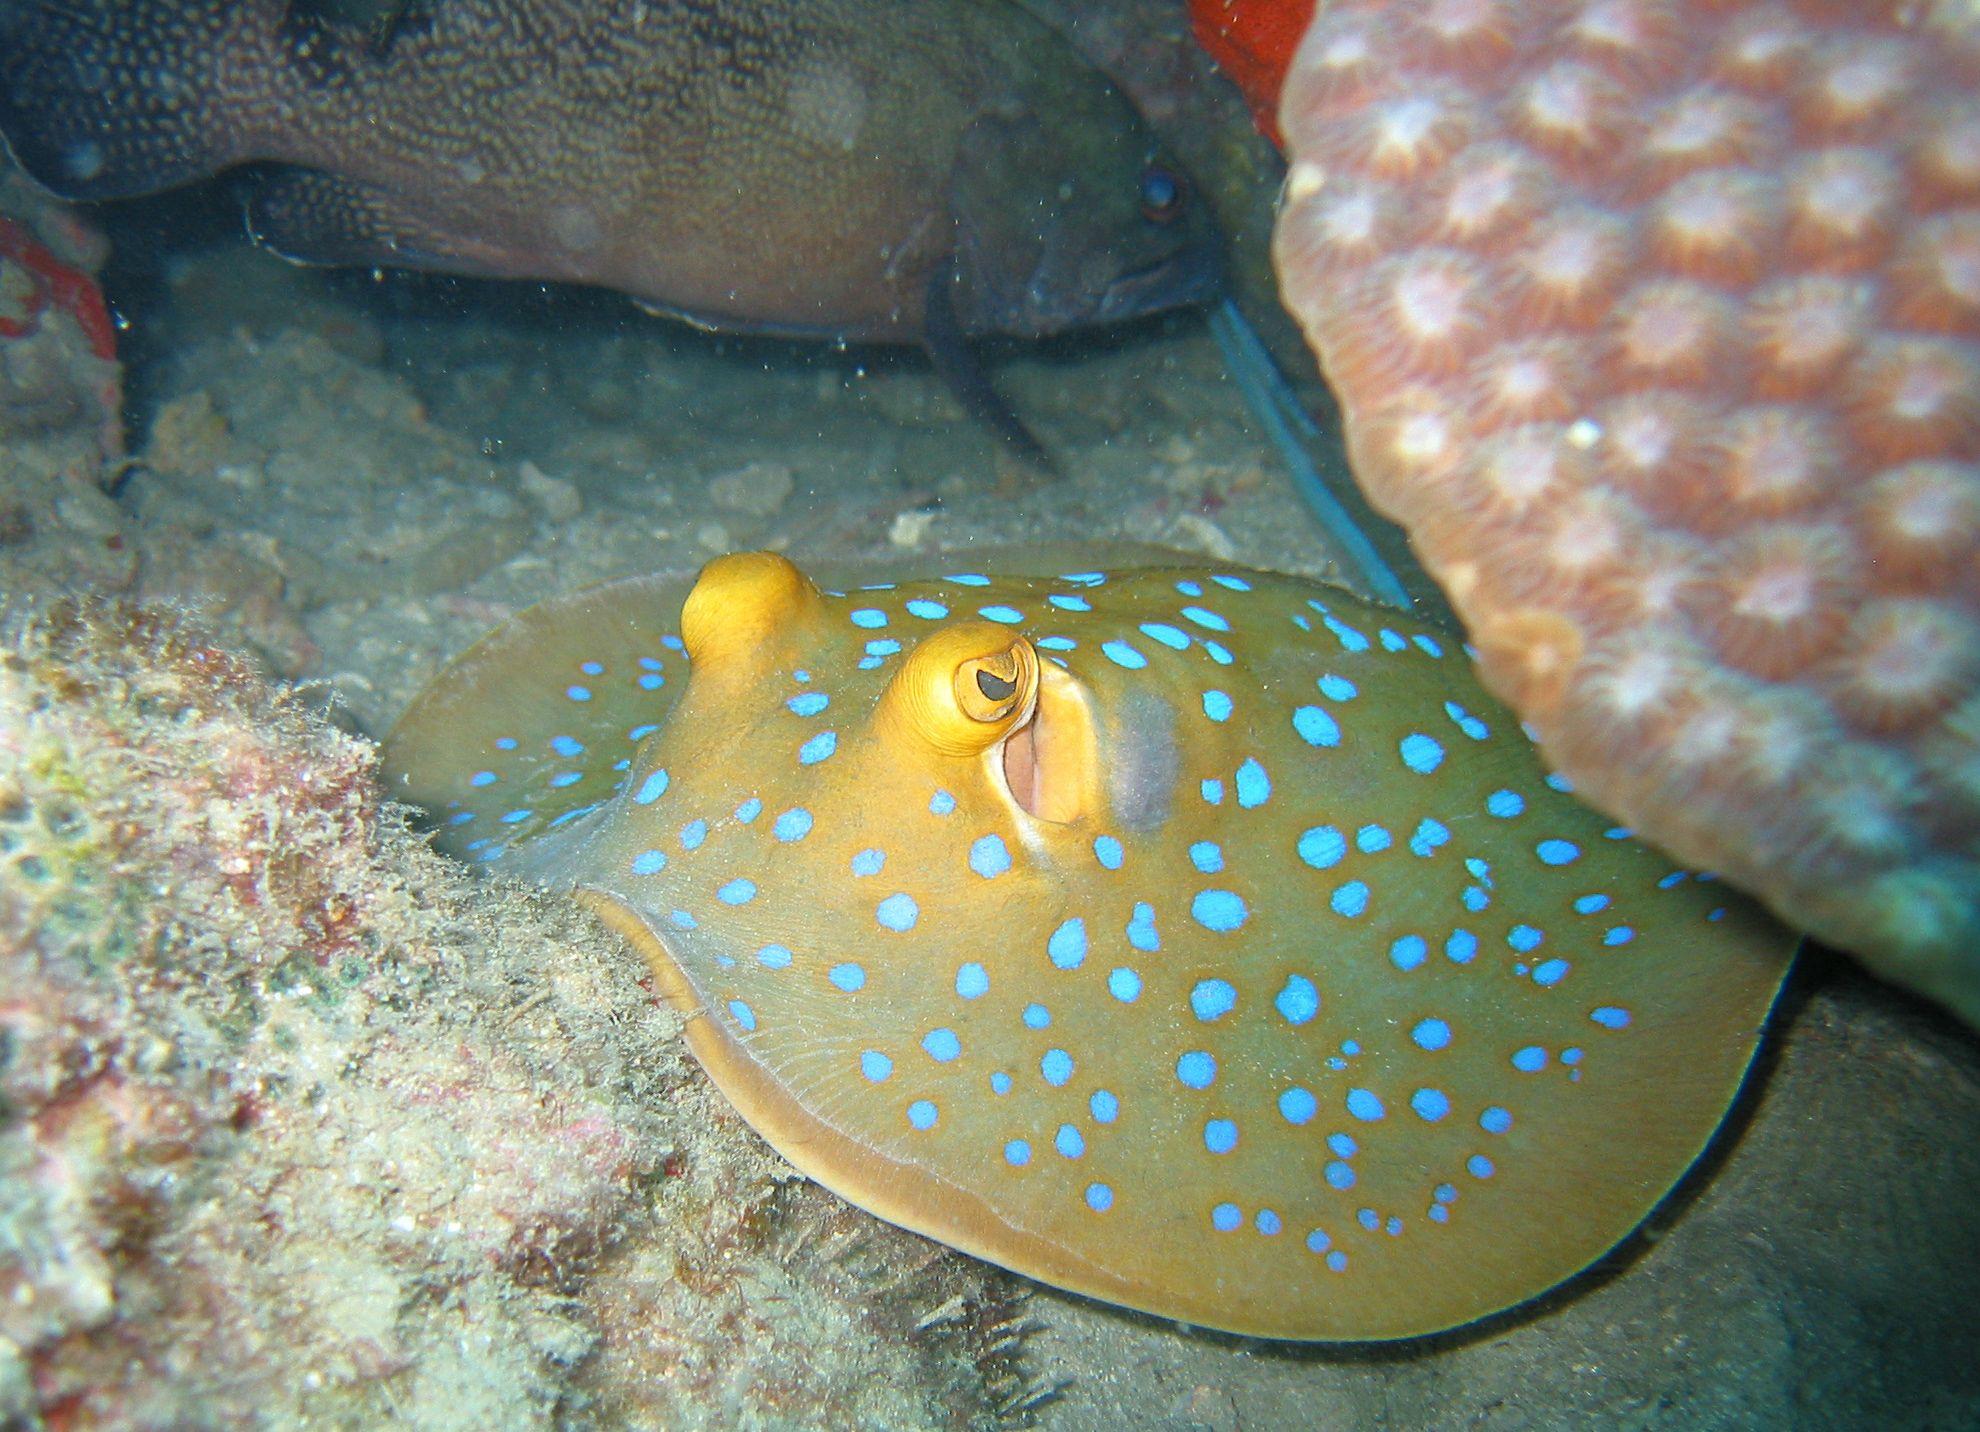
[0,0,1218,341]
[383,554,1793,1341]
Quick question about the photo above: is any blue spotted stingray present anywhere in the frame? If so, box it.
[382,551,1793,1340]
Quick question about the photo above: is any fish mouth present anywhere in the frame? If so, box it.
[1091,243,1224,326]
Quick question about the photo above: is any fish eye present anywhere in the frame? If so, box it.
[958,644,1034,724]
[1138,165,1184,224]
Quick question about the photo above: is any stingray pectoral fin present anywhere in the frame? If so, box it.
[381,569,695,862]
[583,887,1148,1308]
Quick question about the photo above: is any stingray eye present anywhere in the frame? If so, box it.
[957,644,1032,724]
[1138,164,1184,224]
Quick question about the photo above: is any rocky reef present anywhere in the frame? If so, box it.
[0,602,1032,1428]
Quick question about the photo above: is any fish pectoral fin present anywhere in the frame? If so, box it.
[244,166,496,273]
[922,262,1058,476]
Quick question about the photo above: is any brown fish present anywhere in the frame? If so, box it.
[0,0,1219,352]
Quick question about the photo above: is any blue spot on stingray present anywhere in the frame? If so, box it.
[946,573,990,586]
[1211,574,1252,591]
[1108,967,1142,1002]
[1203,640,1234,665]
[1086,1183,1114,1212]
[634,769,670,804]
[494,737,518,751]
[1533,958,1570,986]
[628,723,659,740]
[1180,605,1230,631]
[1235,757,1271,807]
[1201,778,1224,805]
[718,878,756,905]
[1346,1089,1385,1121]
[1189,841,1223,873]
[861,1050,892,1082]
[1280,1087,1317,1124]
[566,685,592,702]
[1317,673,1358,701]
[448,811,476,826]
[1356,824,1392,853]
[1411,1088,1451,1122]
[735,798,762,823]
[1204,1119,1238,1154]
[923,1028,961,1062]
[1191,889,1247,932]
[1390,935,1428,971]
[905,599,948,619]
[798,731,838,765]
[1023,1003,1050,1029]
[970,833,1012,878]
[1322,615,1369,652]
[1538,839,1582,865]
[1191,979,1237,1021]
[1176,580,1204,596]
[1330,881,1370,918]
[1202,689,1233,722]
[1487,790,1525,818]
[1412,1018,1452,1051]
[929,790,956,815]
[774,808,813,842]
[978,604,1024,624]
[1091,1089,1119,1123]
[1055,1124,1085,1158]
[1037,635,1077,651]
[876,893,919,932]
[1480,1106,1513,1134]
[1399,733,1445,773]
[1574,893,1612,914]
[1328,1133,1357,1158]
[1041,1049,1074,1086]
[750,945,790,971]
[1005,1140,1031,1166]
[1293,705,1341,747]
[1547,772,1575,793]
[850,848,885,876]
[1213,1202,1242,1232]
[1048,918,1088,969]
[1509,925,1545,953]
[1275,975,1319,1024]
[579,661,604,675]
[729,1000,756,1032]
[1410,818,1451,857]
[1140,622,1190,650]
[1468,1155,1496,1179]
[668,909,695,929]
[637,672,663,690]
[908,1100,938,1130]
[1604,925,1637,945]
[1048,593,1091,612]
[1325,1161,1356,1190]
[1512,1045,1548,1072]
[786,691,829,716]
[990,1072,1012,1095]
[549,771,583,788]
[549,736,584,758]
[631,850,667,875]
[830,963,867,992]
[865,638,901,657]
[680,819,707,850]
[1298,825,1346,869]
[1127,903,1160,951]
[1102,640,1148,669]
[956,962,989,999]
[1446,929,1479,963]
[1093,835,1124,869]
[1591,1005,1633,1029]
[500,809,532,824]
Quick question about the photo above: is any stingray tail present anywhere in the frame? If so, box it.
[0,0,304,199]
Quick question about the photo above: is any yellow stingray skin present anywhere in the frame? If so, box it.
[384,553,1793,1341]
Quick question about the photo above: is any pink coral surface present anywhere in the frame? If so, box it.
[1273,0,1980,1021]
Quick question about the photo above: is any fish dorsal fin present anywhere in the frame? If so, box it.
[245,165,509,273]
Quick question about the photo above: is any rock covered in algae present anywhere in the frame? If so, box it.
[0,603,1033,1429]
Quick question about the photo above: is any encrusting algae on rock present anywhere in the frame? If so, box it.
[0,601,1037,1428]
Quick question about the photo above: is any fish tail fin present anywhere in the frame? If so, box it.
[0,0,301,199]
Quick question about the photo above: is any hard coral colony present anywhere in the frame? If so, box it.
[1272,0,1980,1022]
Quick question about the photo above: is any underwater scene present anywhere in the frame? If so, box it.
[0,0,1975,1425]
